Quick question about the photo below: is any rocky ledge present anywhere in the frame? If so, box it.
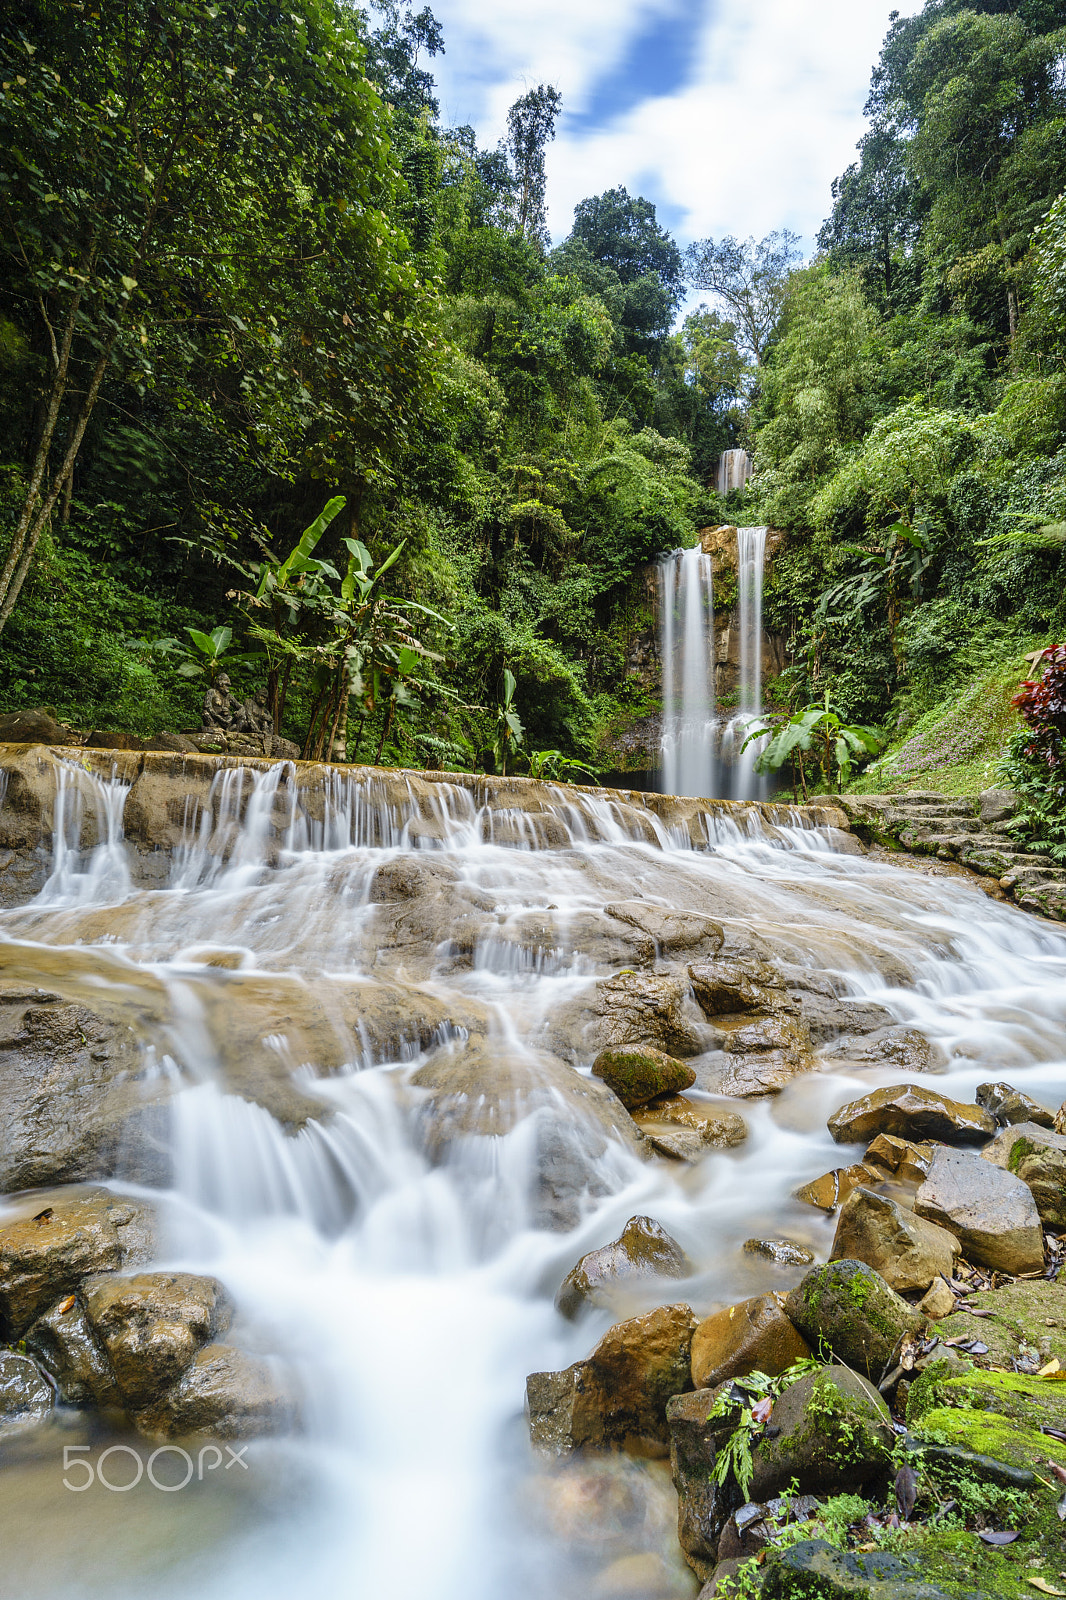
[527,1077,1066,1598]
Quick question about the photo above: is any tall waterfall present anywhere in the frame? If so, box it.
[715,448,752,496]
[658,528,769,801]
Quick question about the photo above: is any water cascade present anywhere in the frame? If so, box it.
[714,448,752,496]
[0,749,1064,1600]
[658,528,769,801]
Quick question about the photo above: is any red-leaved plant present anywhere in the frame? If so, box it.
[1012,644,1066,767]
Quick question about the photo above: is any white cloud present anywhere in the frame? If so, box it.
[428,0,925,250]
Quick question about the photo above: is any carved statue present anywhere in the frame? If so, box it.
[202,673,236,730]
[232,687,273,735]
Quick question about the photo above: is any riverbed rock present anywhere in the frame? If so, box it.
[863,1133,933,1184]
[794,1164,885,1213]
[631,1096,747,1163]
[928,1278,1066,1371]
[666,1386,739,1579]
[0,1187,154,1337]
[555,1216,691,1320]
[605,902,725,961]
[760,1539,975,1600]
[828,1084,994,1146]
[588,970,708,1059]
[134,1344,296,1440]
[980,1118,1066,1169]
[914,1146,1045,1274]
[0,1350,54,1433]
[710,1014,815,1099]
[829,1188,960,1294]
[80,1271,232,1410]
[975,1081,1054,1128]
[906,1360,1066,1478]
[592,1048,697,1110]
[979,1122,1066,1227]
[687,958,781,1017]
[24,1295,122,1407]
[741,1239,815,1267]
[917,1276,955,1318]
[0,708,71,745]
[0,990,172,1190]
[690,1293,811,1391]
[783,1260,924,1381]
[528,1303,699,1458]
[749,1365,893,1499]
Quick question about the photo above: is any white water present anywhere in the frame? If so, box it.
[715,449,751,497]
[2,762,1066,1600]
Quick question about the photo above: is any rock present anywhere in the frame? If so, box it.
[862,1134,933,1184]
[0,991,172,1190]
[605,902,725,960]
[760,1538,979,1599]
[24,1295,121,1407]
[917,1278,954,1318]
[0,1351,54,1432]
[928,1278,1066,1371]
[820,1026,945,1078]
[691,1293,811,1391]
[528,1303,699,1458]
[592,1047,697,1110]
[979,1122,1066,1228]
[0,1187,154,1337]
[827,1084,994,1146]
[556,1216,691,1320]
[701,1558,743,1596]
[783,1260,924,1382]
[907,1361,1066,1479]
[741,1239,815,1267]
[829,1188,960,1294]
[978,787,1018,824]
[711,1014,815,1098]
[80,1272,232,1409]
[914,1146,1044,1274]
[631,1096,748,1162]
[0,708,71,745]
[687,958,780,1017]
[975,1081,1054,1128]
[749,1366,892,1500]
[794,1165,884,1213]
[666,1387,740,1580]
[134,1344,296,1440]
[585,969,708,1059]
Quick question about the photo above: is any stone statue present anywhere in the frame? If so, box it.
[233,687,274,736]
[202,673,236,730]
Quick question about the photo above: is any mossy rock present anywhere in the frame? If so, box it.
[908,1361,1066,1437]
[590,1046,696,1109]
[760,1536,997,1598]
[784,1259,923,1381]
[910,1404,1065,1474]
[751,1366,893,1499]
[929,1279,1066,1371]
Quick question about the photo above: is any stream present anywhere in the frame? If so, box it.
[1,761,1065,1600]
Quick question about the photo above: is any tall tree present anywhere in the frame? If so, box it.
[684,231,802,365]
[504,84,562,248]
[568,187,683,293]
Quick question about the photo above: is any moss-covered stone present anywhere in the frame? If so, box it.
[783,1259,923,1381]
[908,1362,1066,1438]
[910,1404,1065,1473]
[590,1046,696,1110]
[929,1278,1066,1370]
[751,1366,893,1499]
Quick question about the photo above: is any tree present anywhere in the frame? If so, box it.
[684,231,802,364]
[568,187,683,293]
[0,0,432,632]
[818,125,923,307]
[504,84,562,247]
[362,2,445,120]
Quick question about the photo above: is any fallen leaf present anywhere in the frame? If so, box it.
[751,1397,773,1425]
[1028,1581,1066,1595]
[32,1207,53,1224]
[895,1465,918,1522]
[1041,1372,1066,1382]
[1043,1429,1066,1444]
[967,1307,996,1318]
[57,1294,76,1314]
[979,1530,1020,1545]
[969,1341,990,1356]
[1040,1360,1063,1377]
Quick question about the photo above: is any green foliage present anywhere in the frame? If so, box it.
[706,1358,825,1502]
[745,692,882,796]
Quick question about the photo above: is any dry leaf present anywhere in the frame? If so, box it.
[978,1530,1019,1545]
[895,1465,918,1522]
[1039,1359,1063,1377]
[751,1397,773,1425]
[1041,1372,1066,1382]
[57,1294,76,1314]
[32,1207,53,1224]
[1029,1580,1066,1595]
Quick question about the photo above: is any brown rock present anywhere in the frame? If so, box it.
[981,1122,1066,1227]
[864,1133,933,1184]
[827,1084,994,1146]
[134,1344,296,1440]
[981,1120,1066,1170]
[690,1293,811,1390]
[688,958,780,1016]
[0,708,71,745]
[794,1164,884,1212]
[914,1146,1045,1275]
[24,1295,121,1408]
[918,1278,955,1319]
[666,1386,739,1579]
[556,1216,690,1320]
[829,1188,960,1294]
[742,1239,815,1267]
[632,1096,748,1162]
[592,1047,697,1110]
[976,1082,1054,1129]
[81,1271,232,1409]
[528,1303,699,1458]
[0,1187,153,1337]
[0,1350,54,1432]
[749,1365,892,1499]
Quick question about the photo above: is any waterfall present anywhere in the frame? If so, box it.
[658,545,716,799]
[658,528,769,801]
[715,448,751,496]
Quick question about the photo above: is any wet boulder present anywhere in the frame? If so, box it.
[976,1081,1054,1129]
[666,1386,740,1580]
[0,1186,154,1337]
[592,1048,696,1110]
[527,1303,699,1459]
[80,1271,232,1410]
[135,1344,296,1440]
[914,1146,1044,1275]
[555,1215,690,1320]
[760,1540,970,1600]
[828,1083,994,1146]
[706,1014,814,1099]
[829,1188,960,1294]
[783,1260,923,1382]
[604,902,724,961]
[690,1293,811,1391]
[584,969,708,1059]
[980,1122,1066,1228]
[863,1133,933,1185]
[906,1361,1066,1479]
[794,1164,885,1213]
[742,1239,815,1267]
[687,958,782,1017]
[24,1295,122,1407]
[0,1351,54,1434]
[631,1096,747,1162]
[749,1365,893,1499]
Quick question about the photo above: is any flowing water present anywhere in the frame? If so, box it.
[2,759,1066,1600]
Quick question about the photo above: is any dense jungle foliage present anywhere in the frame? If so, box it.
[0,0,1065,802]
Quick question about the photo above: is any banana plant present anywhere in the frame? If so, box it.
[152,624,261,683]
[493,669,525,776]
[742,690,881,799]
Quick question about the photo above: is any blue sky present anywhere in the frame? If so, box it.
[425,0,925,258]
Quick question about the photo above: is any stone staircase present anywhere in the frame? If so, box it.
[833,789,1066,924]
